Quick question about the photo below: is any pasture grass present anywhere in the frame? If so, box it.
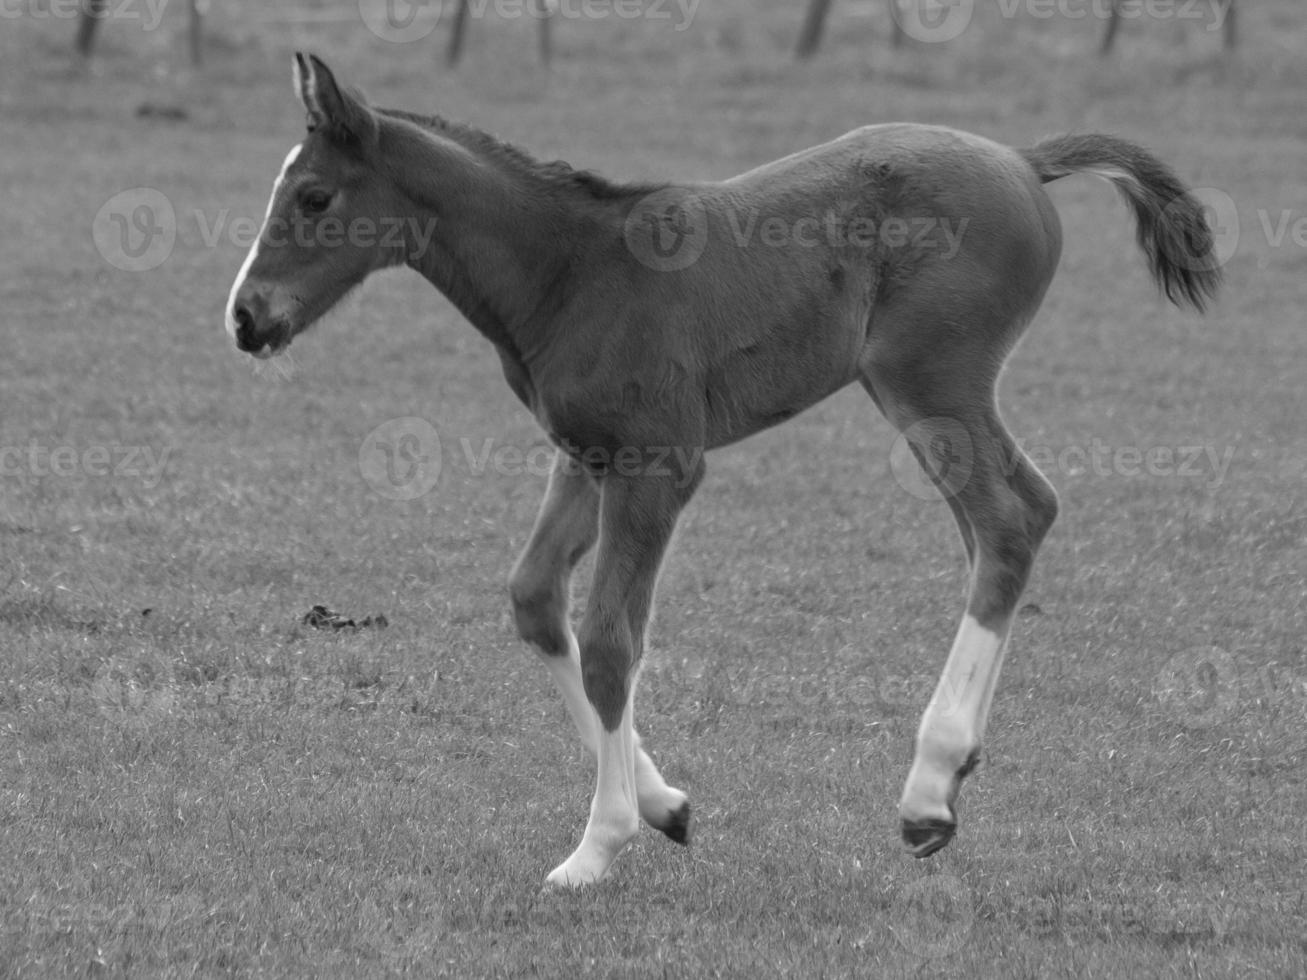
[1,0,1305,975]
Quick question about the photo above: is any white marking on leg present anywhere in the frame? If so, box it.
[547,698,639,887]
[224,143,301,338]
[541,636,687,830]
[900,614,1007,826]
[634,738,687,833]
[542,638,599,753]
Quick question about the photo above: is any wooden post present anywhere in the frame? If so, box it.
[189,0,205,67]
[1102,0,1235,55]
[1099,0,1122,55]
[891,0,906,48]
[795,0,833,60]
[446,0,553,68]
[446,0,471,66]
[536,0,553,68]
[75,0,108,58]
[797,0,904,60]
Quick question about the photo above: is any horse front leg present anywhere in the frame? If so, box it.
[509,452,690,853]
[545,462,702,887]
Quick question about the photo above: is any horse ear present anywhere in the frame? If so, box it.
[293,52,378,150]
[294,52,322,129]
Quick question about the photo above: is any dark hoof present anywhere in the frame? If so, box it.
[656,801,691,845]
[901,815,957,858]
[901,749,977,858]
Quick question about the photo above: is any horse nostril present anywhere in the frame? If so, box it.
[233,304,258,351]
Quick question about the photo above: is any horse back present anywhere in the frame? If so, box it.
[530,124,1063,452]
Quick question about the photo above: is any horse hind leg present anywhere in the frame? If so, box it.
[865,379,977,568]
[863,362,1058,857]
[509,451,690,845]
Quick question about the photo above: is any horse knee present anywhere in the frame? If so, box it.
[508,570,569,656]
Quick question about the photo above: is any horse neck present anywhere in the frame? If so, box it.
[384,118,585,360]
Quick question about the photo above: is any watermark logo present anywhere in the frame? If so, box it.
[1020,439,1236,491]
[886,0,1231,44]
[889,873,974,958]
[360,0,701,41]
[0,441,172,488]
[93,187,176,272]
[359,0,443,44]
[359,417,443,501]
[889,418,975,502]
[1153,646,1240,729]
[624,188,710,273]
[91,658,176,721]
[889,420,1237,502]
[92,187,440,274]
[1166,186,1240,273]
[892,0,975,43]
[996,0,1231,30]
[1,0,170,31]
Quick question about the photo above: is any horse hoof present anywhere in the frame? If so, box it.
[901,816,956,858]
[656,801,691,845]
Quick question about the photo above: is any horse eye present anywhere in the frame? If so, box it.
[301,190,332,215]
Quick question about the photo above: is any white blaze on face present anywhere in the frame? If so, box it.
[225,143,303,338]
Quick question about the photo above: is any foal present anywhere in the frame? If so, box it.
[226,54,1220,886]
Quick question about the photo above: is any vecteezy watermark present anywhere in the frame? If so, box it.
[1153,647,1240,729]
[0,441,171,488]
[462,437,704,487]
[888,0,1231,44]
[92,659,177,721]
[623,191,971,273]
[92,188,440,273]
[0,0,170,31]
[891,0,977,43]
[623,188,711,273]
[889,424,1238,503]
[889,418,975,503]
[358,0,701,43]
[684,661,933,715]
[358,0,443,42]
[1080,187,1307,273]
[5,894,209,938]
[459,437,558,481]
[358,424,708,500]
[91,658,441,720]
[1018,439,1236,491]
[93,187,177,273]
[721,211,969,257]
[888,873,975,958]
[1153,647,1307,730]
[1002,0,1232,30]
[359,417,444,501]
[1168,186,1240,273]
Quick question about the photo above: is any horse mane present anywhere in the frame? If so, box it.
[376,107,663,202]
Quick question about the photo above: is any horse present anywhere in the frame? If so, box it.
[225,53,1221,887]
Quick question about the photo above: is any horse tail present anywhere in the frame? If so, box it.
[1021,134,1222,312]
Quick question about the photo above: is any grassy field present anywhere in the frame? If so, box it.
[1,0,1305,976]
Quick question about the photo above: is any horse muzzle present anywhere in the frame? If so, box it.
[228,286,292,359]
